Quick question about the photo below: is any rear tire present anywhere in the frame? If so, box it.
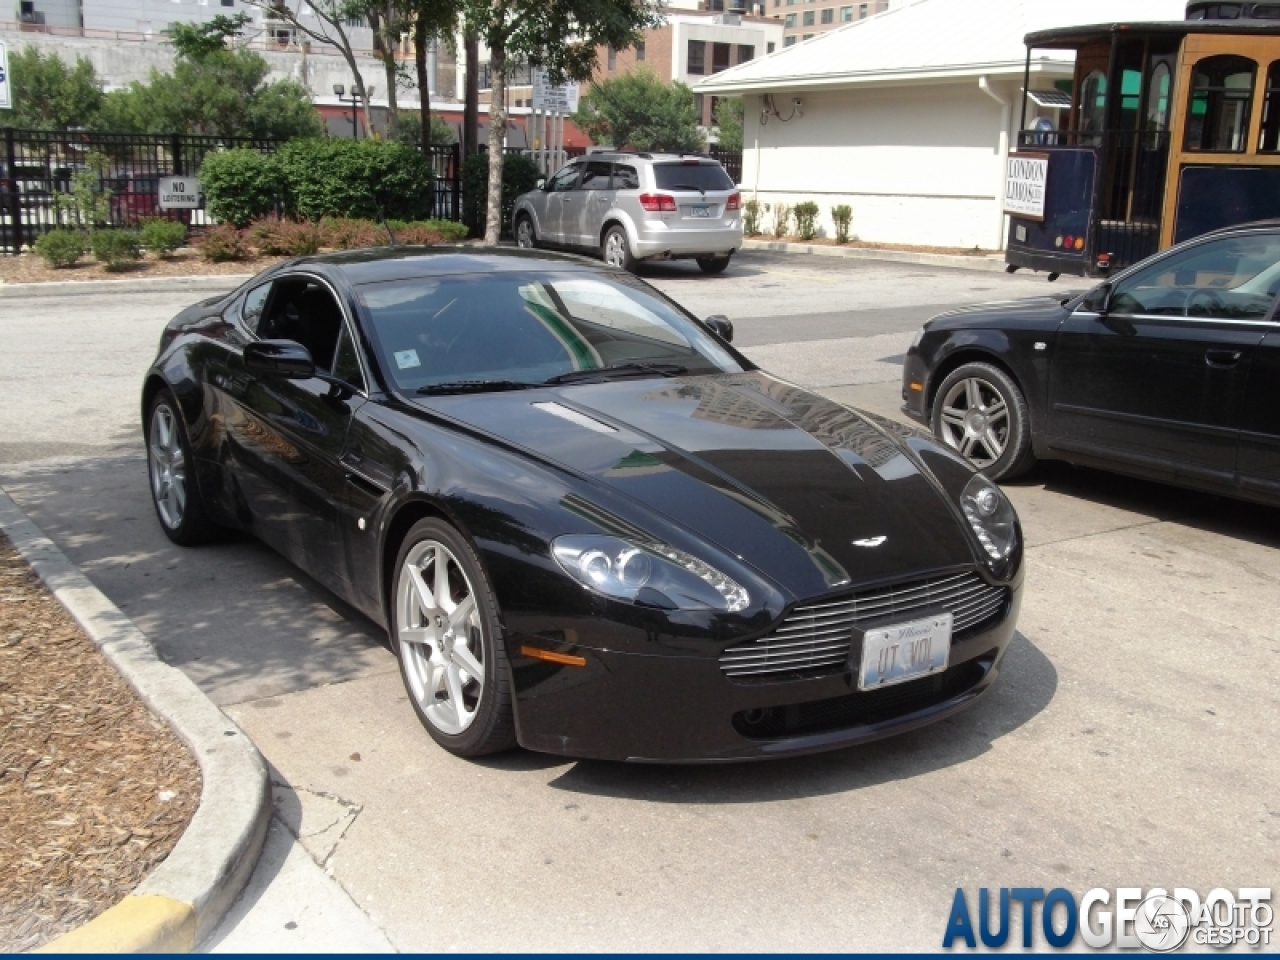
[146,390,218,545]
[930,362,1035,481]
[391,519,517,758]
[696,255,731,275]
[602,225,637,272]
[514,214,537,249]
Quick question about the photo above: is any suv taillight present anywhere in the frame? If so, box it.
[726,192,741,211]
[638,193,678,212]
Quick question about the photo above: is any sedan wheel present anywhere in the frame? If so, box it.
[393,519,516,756]
[931,362,1034,481]
[147,390,216,545]
[515,216,536,249]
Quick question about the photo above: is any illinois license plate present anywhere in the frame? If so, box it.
[689,205,710,217]
[857,613,951,690]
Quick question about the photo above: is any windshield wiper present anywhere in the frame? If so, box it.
[544,362,688,385]
[416,379,540,395]
[669,183,706,196]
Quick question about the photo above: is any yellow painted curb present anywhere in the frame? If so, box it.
[34,895,196,954]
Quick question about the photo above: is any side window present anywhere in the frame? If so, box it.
[613,164,639,190]
[1260,60,1280,151]
[1079,70,1107,134]
[258,277,346,373]
[1108,233,1280,320]
[547,164,581,193]
[579,161,613,190]
[1185,54,1256,152]
[241,282,271,335]
[332,326,366,392]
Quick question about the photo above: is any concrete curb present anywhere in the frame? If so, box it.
[0,274,252,299]
[742,238,1010,273]
[0,486,270,952]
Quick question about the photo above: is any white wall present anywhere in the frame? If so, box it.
[740,78,1021,250]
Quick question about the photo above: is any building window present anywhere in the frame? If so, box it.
[858,2,868,16]
[737,44,754,63]
[802,33,813,39]
[786,0,795,5]
[820,7,833,22]
[783,35,796,46]
[767,41,775,52]
[607,45,616,70]
[687,40,706,75]
[839,5,852,19]
[636,41,645,61]
[802,9,814,25]
[221,0,233,6]
[694,93,705,121]
[784,13,795,26]
[712,42,731,72]
[1185,54,1256,152]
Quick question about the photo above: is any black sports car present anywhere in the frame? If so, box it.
[903,222,1280,506]
[143,247,1023,762]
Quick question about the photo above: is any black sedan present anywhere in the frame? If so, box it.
[143,247,1023,762]
[903,222,1280,506]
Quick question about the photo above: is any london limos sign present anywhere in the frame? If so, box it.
[1004,153,1048,220]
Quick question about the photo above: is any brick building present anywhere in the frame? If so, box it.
[771,0,889,46]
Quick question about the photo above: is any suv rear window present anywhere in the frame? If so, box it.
[652,162,734,192]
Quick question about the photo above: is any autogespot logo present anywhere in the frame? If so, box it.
[942,887,1273,951]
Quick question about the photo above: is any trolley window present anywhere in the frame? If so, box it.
[1185,55,1257,152]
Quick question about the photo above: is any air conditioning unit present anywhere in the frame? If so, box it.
[712,13,742,24]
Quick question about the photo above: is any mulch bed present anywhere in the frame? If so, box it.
[0,533,199,953]
[0,249,283,286]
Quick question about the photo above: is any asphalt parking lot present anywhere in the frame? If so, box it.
[1,250,1276,950]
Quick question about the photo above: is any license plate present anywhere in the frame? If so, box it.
[857,613,951,690]
[689,205,710,217]
[1015,224,1028,243]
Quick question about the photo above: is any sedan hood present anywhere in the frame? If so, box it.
[416,372,976,601]
[927,294,1075,330]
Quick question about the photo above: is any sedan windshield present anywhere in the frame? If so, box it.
[356,271,744,392]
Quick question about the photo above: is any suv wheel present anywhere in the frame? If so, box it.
[697,255,731,275]
[515,215,537,249]
[602,225,637,272]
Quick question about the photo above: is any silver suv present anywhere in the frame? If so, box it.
[511,152,742,274]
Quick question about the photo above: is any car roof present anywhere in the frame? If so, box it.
[576,151,724,164]
[291,245,610,285]
[1200,219,1280,238]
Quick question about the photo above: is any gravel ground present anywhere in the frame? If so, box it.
[0,249,279,285]
[0,533,199,953]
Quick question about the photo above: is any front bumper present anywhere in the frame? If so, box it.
[507,582,1021,762]
[631,223,742,260]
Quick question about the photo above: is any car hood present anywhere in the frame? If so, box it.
[926,294,1076,330]
[415,372,977,601]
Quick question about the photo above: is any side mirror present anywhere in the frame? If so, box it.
[704,314,734,342]
[245,340,315,379]
[537,178,547,191]
[1082,281,1112,315]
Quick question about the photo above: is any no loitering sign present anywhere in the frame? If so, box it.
[1004,153,1048,220]
[159,176,201,209]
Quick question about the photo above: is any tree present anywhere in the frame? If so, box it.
[462,0,662,244]
[407,0,461,156]
[573,67,700,153]
[714,96,743,152]
[396,110,457,146]
[7,46,104,130]
[165,13,253,60]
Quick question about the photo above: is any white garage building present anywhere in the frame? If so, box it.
[696,0,1186,250]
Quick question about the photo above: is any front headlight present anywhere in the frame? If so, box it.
[960,474,1018,560]
[552,535,749,612]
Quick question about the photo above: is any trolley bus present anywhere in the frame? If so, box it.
[1004,5,1280,278]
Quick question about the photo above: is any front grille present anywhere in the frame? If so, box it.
[719,571,1007,681]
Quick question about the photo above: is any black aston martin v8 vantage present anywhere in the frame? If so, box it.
[142,247,1023,762]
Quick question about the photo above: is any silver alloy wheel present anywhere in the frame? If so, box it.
[604,230,627,267]
[515,217,534,248]
[148,403,186,529]
[396,540,485,736]
[937,376,1009,469]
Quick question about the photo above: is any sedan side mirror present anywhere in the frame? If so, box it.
[704,314,734,342]
[245,340,315,379]
[1082,281,1113,315]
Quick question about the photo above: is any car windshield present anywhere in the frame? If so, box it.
[652,163,734,192]
[356,270,744,392]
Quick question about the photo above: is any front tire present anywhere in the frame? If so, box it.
[602,225,637,272]
[147,390,217,545]
[696,255,731,275]
[392,519,516,757]
[930,362,1035,481]
[514,214,537,249]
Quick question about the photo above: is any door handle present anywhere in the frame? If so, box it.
[340,449,364,466]
[1205,349,1242,368]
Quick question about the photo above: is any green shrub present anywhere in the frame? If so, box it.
[90,229,142,271]
[276,138,435,222]
[742,198,763,237]
[394,223,446,246]
[250,215,321,256]
[200,148,281,228]
[197,223,249,262]
[771,203,790,239]
[793,201,819,241]
[831,204,853,245]
[33,229,85,268]
[422,218,468,243]
[462,152,541,238]
[320,217,386,250]
[139,218,188,257]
